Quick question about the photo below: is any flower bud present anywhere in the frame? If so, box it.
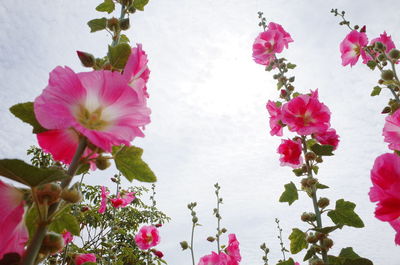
[382,106,391,114]
[180,241,189,250]
[61,188,82,203]
[389,49,400,60]
[260,243,267,250]
[207,236,216,242]
[151,249,164,258]
[315,156,323,163]
[307,178,318,186]
[307,234,318,244]
[76,51,95,67]
[119,18,130,30]
[280,89,287,98]
[315,232,327,240]
[317,197,330,209]
[81,206,89,212]
[40,232,65,255]
[381,70,394,81]
[95,156,111,170]
[374,42,385,51]
[155,223,163,228]
[305,152,317,161]
[287,85,294,91]
[192,217,198,223]
[107,17,120,31]
[360,25,366,33]
[36,183,62,205]
[301,212,311,222]
[221,228,227,233]
[377,54,386,62]
[322,238,334,249]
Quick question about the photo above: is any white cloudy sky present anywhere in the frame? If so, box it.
[1,0,400,264]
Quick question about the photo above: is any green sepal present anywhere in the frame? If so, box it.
[95,0,115,13]
[288,228,308,254]
[316,183,329,189]
[88,18,107,32]
[327,199,364,228]
[279,182,298,205]
[108,43,131,69]
[310,144,334,156]
[9,102,47,134]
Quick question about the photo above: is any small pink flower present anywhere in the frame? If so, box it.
[110,192,135,208]
[75,253,97,265]
[370,153,400,223]
[363,31,396,63]
[314,128,340,150]
[340,30,368,66]
[0,180,28,260]
[277,139,303,168]
[266,100,283,136]
[34,66,151,158]
[281,92,331,135]
[198,252,236,265]
[383,109,400,151]
[226,234,241,263]
[98,186,109,214]
[135,225,160,250]
[62,230,73,245]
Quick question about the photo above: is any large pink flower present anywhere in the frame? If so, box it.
[340,30,368,66]
[98,186,109,214]
[135,225,160,250]
[110,192,135,208]
[225,234,241,263]
[281,92,331,135]
[277,139,303,168]
[75,253,97,265]
[252,22,293,65]
[34,66,151,157]
[363,31,396,63]
[0,180,28,260]
[369,153,400,222]
[314,128,340,150]
[383,109,400,151]
[198,252,237,265]
[266,100,283,136]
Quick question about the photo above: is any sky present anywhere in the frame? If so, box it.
[1,0,400,264]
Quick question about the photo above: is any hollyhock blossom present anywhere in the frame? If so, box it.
[340,30,368,66]
[98,186,109,214]
[225,234,241,263]
[389,219,400,245]
[62,230,73,245]
[266,100,283,136]
[314,128,340,150]
[252,22,293,65]
[0,180,28,259]
[75,253,97,265]
[369,153,400,222]
[363,31,396,63]
[277,139,303,168]
[383,109,400,151]
[198,252,237,265]
[34,66,151,158]
[281,92,331,135]
[135,225,160,250]
[110,192,135,208]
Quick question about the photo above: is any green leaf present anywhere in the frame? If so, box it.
[289,228,308,254]
[108,43,131,69]
[279,182,298,205]
[316,183,329,189]
[287,63,297,69]
[303,247,316,261]
[328,248,374,265]
[0,159,68,187]
[371,86,382,96]
[342,258,373,265]
[96,0,115,13]
[328,199,364,228]
[277,81,284,90]
[87,18,107,32]
[312,225,342,234]
[9,102,47,134]
[277,258,295,265]
[49,207,80,235]
[311,144,334,156]
[119,34,130,44]
[113,145,157,182]
[133,0,150,11]
[339,247,360,259]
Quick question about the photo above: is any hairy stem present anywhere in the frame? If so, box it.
[190,223,196,265]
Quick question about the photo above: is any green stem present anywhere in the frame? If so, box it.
[111,4,126,46]
[190,223,196,265]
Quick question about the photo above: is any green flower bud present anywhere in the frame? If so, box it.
[374,42,385,51]
[315,156,323,163]
[119,18,130,30]
[389,49,400,60]
[180,241,189,250]
[107,17,120,31]
[40,232,64,255]
[305,151,317,161]
[207,236,215,242]
[307,234,318,244]
[95,156,111,170]
[322,238,334,249]
[61,188,82,203]
[317,197,330,209]
[76,51,95,67]
[36,183,62,205]
[381,70,394,81]
[192,216,198,223]
[221,228,227,233]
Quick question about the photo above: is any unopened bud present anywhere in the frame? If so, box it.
[322,238,334,249]
[192,217,198,223]
[301,212,311,222]
[316,232,327,240]
[378,54,386,62]
[382,106,391,114]
[317,197,330,208]
[96,157,111,170]
[280,89,287,98]
[81,206,89,212]
[305,152,317,161]
[61,188,82,203]
[389,49,400,60]
[40,232,64,255]
[36,183,62,205]
[287,85,294,91]
[315,156,323,163]
[76,51,95,67]
[307,234,318,244]
[360,25,366,33]
[155,223,162,228]
[221,228,227,233]
[107,17,120,31]
[180,241,189,250]
[374,42,385,51]
[260,243,267,250]
[151,249,164,258]
[119,18,130,30]
[381,70,394,81]
[207,236,216,242]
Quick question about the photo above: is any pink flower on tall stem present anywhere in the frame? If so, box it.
[75,253,97,265]
[135,225,160,250]
[34,66,151,161]
[198,252,236,265]
[340,30,368,66]
[225,234,241,263]
[281,92,331,135]
[98,186,109,214]
[277,139,303,168]
[266,100,283,136]
[110,192,135,208]
[383,109,400,151]
[314,128,340,150]
[0,180,28,260]
[363,31,396,63]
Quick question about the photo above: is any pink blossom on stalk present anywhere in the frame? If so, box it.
[198,252,237,265]
[34,66,151,158]
[75,253,97,265]
[314,128,340,150]
[98,186,109,214]
[363,32,396,63]
[135,225,160,250]
[226,234,241,263]
[383,109,400,151]
[266,100,283,136]
[340,30,368,66]
[62,230,73,245]
[110,192,135,208]
[0,180,28,260]
[277,139,303,168]
[281,92,331,135]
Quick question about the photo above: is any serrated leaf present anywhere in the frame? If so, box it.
[303,247,316,261]
[311,144,334,156]
[277,258,295,265]
[0,159,68,187]
[289,228,308,254]
[96,0,115,13]
[9,102,47,134]
[371,86,382,96]
[119,34,130,43]
[279,182,298,205]
[108,43,131,69]
[112,145,157,182]
[88,18,107,33]
[328,199,364,228]
[49,207,80,235]
[133,0,150,11]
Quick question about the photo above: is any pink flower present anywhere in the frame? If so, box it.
[340,30,368,66]
[135,225,160,250]
[314,128,340,150]
[34,66,151,158]
[383,109,400,151]
[226,234,241,263]
[281,92,331,135]
[110,192,135,208]
[98,186,109,214]
[295,263,300,265]
[75,253,97,265]
[0,180,28,260]
[252,22,293,65]
[277,139,303,168]
[62,230,73,245]
[266,100,283,136]
[198,252,237,265]
[122,44,150,98]
[369,153,400,222]
[389,219,400,245]
[363,32,396,63]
